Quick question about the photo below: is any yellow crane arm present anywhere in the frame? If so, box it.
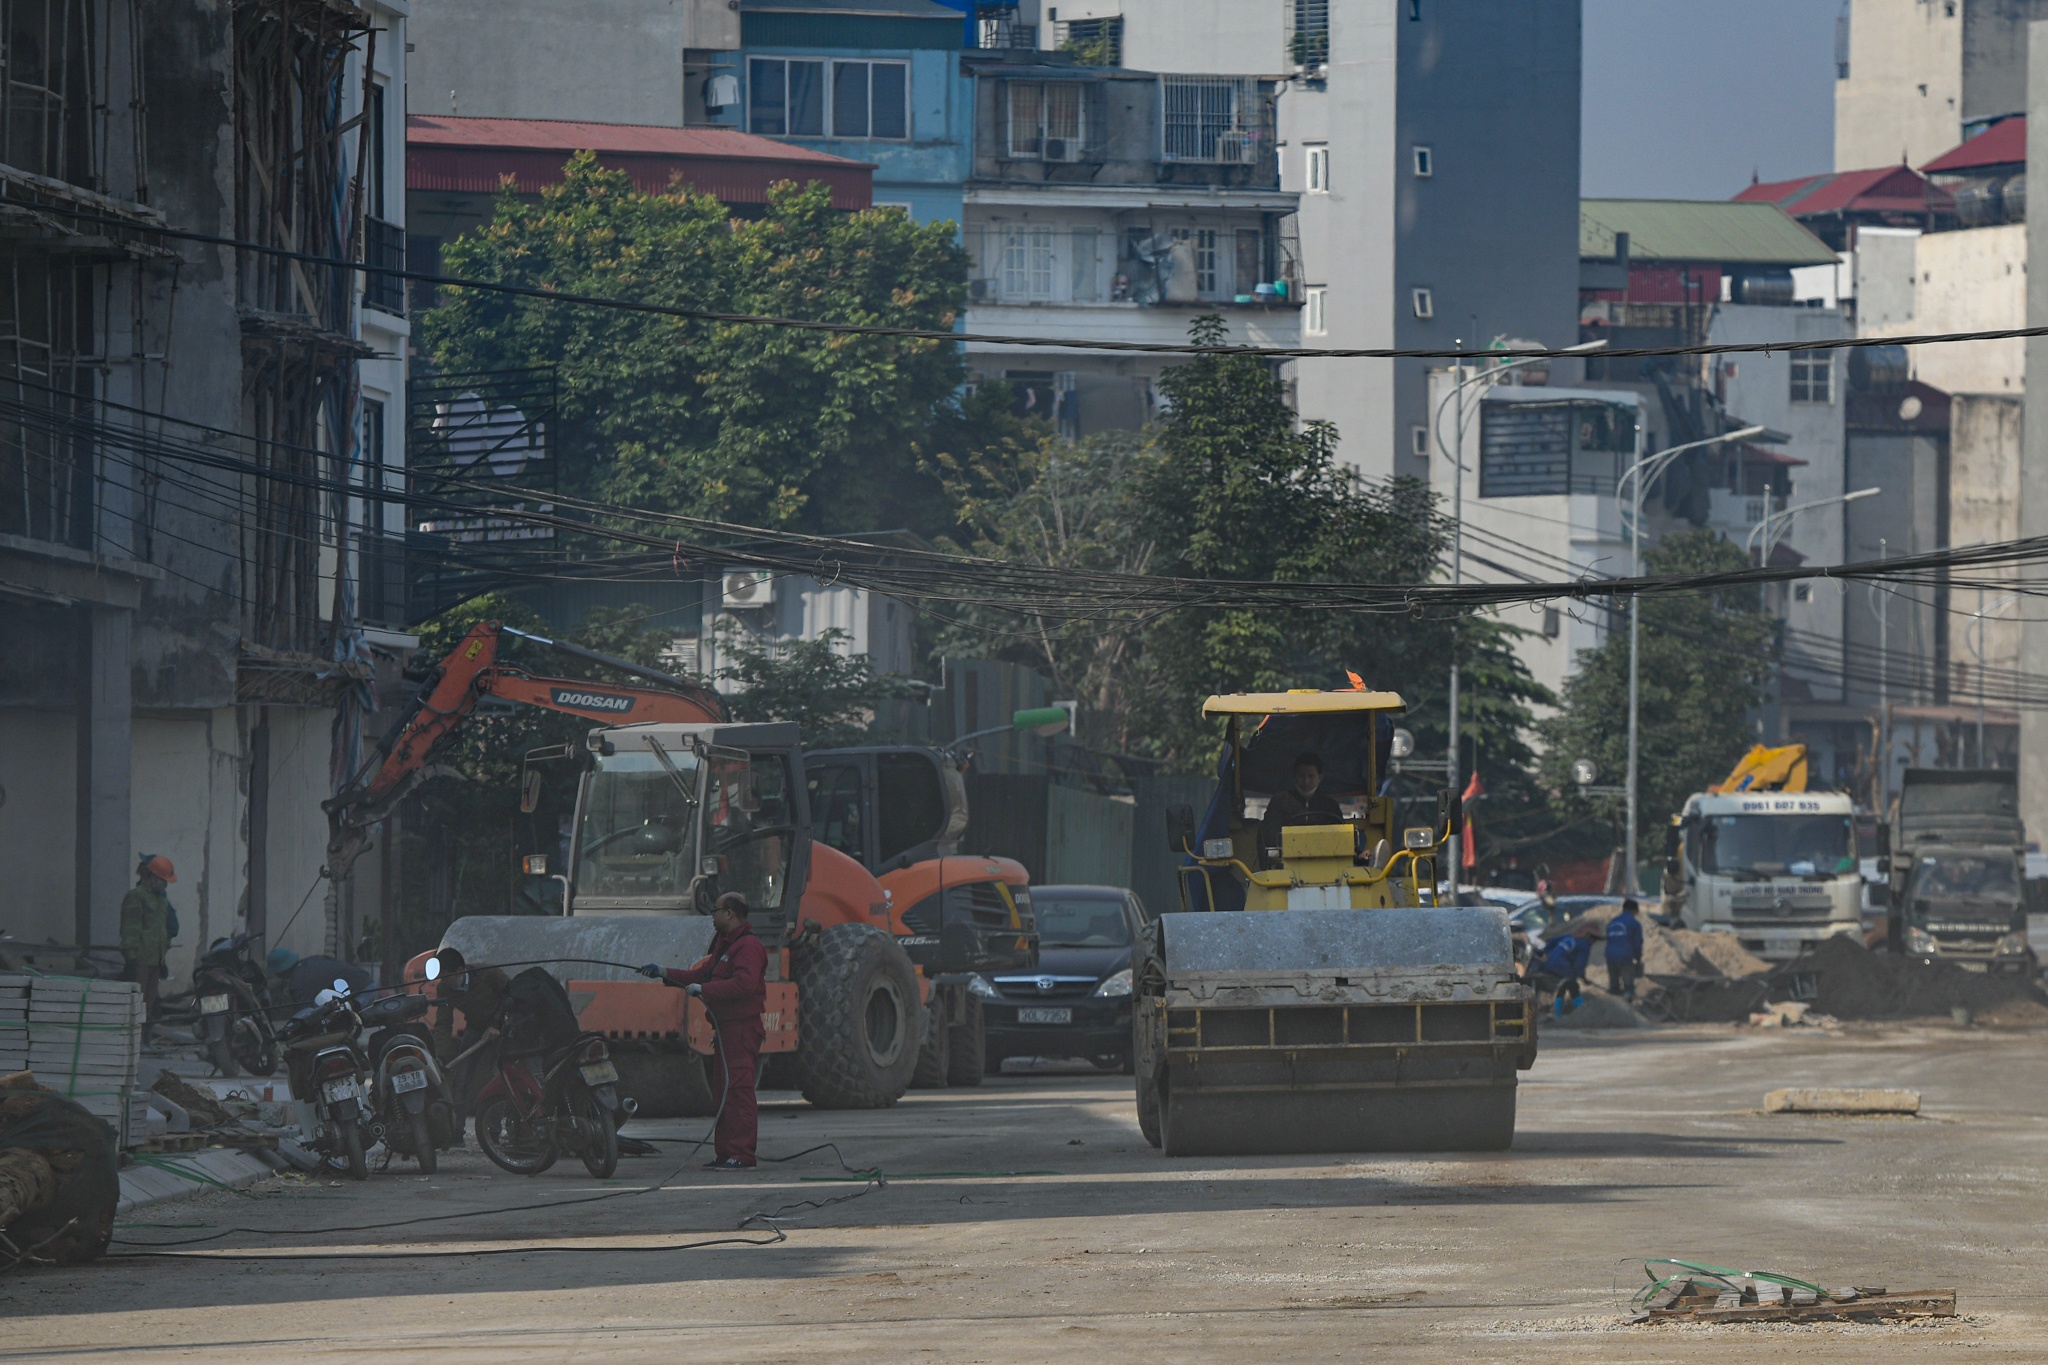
[1708,743,1809,794]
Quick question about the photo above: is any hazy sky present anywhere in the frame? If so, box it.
[1581,0,1839,199]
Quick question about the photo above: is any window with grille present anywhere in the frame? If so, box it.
[1161,76,1258,163]
[750,57,906,138]
[1790,353,1833,403]
[1001,226,1057,301]
[1008,81,1086,160]
[1288,0,1330,68]
[0,254,97,547]
[1172,228,1219,295]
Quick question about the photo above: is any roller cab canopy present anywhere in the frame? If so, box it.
[1204,690,1405,801]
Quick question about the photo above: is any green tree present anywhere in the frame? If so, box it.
[418,158,1006,537]
[716,623,919,749]
[1537,529,1777,841]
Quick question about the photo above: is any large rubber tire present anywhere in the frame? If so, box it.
[474,1096,556,1175]
[612,1051,718,1118]
[793,922,921,1109]
[410,1110,437,1175]
[577,1090,621,1180]
[339,1121,368,1181]
[911,1000,949,1089]
[1136,1070,1162,1149]
[945,997,985,1088]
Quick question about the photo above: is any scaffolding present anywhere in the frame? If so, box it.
[232,0,373,652]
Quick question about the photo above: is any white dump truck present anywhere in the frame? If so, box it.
[1662,746,1862,961]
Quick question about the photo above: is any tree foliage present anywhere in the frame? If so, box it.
[418,157,1024,537]
[716,624,919,749]
[1537,530,1777,837]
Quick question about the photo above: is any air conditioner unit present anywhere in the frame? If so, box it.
[1043,137,1081,163]
[969,277,994,303]
[722,568,774,609]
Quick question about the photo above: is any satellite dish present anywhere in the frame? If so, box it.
[1571,758,1599,787]
[1390,727,1415,760]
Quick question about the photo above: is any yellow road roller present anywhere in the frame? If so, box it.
[1133,689,1536,1156]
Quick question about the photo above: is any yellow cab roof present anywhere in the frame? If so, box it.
[1202,690,1407,716]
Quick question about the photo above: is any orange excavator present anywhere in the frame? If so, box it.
[329,620,1034,1113]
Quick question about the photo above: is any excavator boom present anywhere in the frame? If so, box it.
[322,620,721,879]
[1708,743,1809,795]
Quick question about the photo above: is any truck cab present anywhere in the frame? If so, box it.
[1668,789,1862,960]
[1887,769,2032,972]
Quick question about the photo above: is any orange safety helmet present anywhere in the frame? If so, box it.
[139,854,176,884]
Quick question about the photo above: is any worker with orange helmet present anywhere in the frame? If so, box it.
[121,854,178,1036]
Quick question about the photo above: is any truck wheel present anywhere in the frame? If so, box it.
[911,1000,949,1089]
[793,922,920,1109]
[945,997,985,1088]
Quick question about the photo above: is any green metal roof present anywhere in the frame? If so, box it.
[1580,199,1838,268]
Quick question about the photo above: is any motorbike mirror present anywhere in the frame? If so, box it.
[424,956,442,982]
[333,977,350,995]
[314,988,338,1006]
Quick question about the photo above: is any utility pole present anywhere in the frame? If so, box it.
[1447,339,1463,810]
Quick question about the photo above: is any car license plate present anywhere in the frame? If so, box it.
[199,993,231,1015]
[1763,934,1800,958]
[579,1059,619,1085]
[322,1078,360,1104]
[1017,1007,1070,1025]
[391,1069,428,1094]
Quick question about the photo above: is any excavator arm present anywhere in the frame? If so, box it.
[322,620,722,881]
[1708,743,1809,795]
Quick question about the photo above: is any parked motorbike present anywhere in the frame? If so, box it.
[360,987,458,1174]
[464,965,622,1180]
[276,978,376,1180]
[192,931,279,1077]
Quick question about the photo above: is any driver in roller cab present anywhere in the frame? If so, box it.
[1259,751,1344,865]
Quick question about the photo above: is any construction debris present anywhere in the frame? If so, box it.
[1768,935,2048,1023]
[1763,1087,1920,1115]
[1747,1000,1839,1029]
[0,1071,120,1268]
[1632,1259,1955,1324]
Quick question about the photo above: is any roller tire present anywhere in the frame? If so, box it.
[792,923,920,1109]
[1136,1070,1162,1149]
[910,998,949,1089]
[945,997,985,1088]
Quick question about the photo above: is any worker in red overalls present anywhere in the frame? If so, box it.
[641,892,767,1169]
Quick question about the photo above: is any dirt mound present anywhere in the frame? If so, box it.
[1774,934,2048,1021]
[1545,990,1650,1030]
[1640,926,1770,979]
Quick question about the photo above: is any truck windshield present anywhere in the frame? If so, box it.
[576,749,700,899]
[1697,814,1856,879]
[1915,854,2018,898]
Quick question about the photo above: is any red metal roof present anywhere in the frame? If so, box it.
[1734,165,1945,218]
[1921,116,2025,174]
[406,115,873,210]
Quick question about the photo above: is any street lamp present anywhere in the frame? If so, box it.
[1744,486,1881,567]
[1435,338,1608,811]
[1616,424,1766,898]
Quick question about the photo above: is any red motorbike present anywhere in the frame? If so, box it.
[464,967,623,1180]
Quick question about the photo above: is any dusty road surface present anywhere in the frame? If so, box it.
[6,1023,2047,1362]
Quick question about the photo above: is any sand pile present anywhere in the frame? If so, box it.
[1544,989,1650,1030]
[1772,935,2048,1022]
[1640,925,1770,979]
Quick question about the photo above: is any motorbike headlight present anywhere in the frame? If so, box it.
[967,974,1000,1000]
[1094,968,1133,998]
[1904,926,1939,956]
[1994,931,2030,957]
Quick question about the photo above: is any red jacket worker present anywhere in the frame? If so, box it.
[641,892,767,1169]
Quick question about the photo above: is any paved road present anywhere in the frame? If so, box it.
[6,1024,2047,1361]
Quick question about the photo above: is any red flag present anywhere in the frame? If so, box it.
[1344,669,1368,691]
[1460,772,1484,870]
